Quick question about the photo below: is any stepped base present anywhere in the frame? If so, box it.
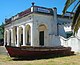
[6,46,74,58]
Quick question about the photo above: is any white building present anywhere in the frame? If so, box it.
[4,4,80,52]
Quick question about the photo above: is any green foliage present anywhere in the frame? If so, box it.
[72,5,80,33]
[0,22,4,39]
[63,0,80,34]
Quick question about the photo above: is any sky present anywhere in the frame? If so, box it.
[0,0,76,25]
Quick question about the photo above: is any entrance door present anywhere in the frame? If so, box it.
[39,31,44,46]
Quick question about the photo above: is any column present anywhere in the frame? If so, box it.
[4,31,7,46]
[22,25,26,46]
[11,28,15,46]
[31,24,33,46]
[52,8,58,35]
[7,30,10,46]
[16,27,20,47]
[14,27,17,46]
[26,28,27,44]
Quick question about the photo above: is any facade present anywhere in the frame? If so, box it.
[4,5,80,52]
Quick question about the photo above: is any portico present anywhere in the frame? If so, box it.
[4,23,33,47]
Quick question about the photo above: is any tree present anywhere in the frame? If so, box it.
[62,0,80,34]
[0,23,4,38]
[0,22,4,45]
[0,22,4,34]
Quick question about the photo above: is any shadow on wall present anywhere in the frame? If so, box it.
[50,35,61,47]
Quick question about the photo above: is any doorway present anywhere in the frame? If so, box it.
[39,31,44,46]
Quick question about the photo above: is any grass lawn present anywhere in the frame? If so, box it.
[0,54,80,65]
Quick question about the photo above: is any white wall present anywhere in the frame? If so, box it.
[60,36,80,52]
[50,34,80,52]
[76,28,80,38]
[69,38,80,52]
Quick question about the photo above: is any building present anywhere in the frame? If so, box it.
[4,4,80,52]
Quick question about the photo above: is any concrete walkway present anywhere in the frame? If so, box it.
[0,46,8,55]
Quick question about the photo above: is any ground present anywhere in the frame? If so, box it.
[0,54,80,65]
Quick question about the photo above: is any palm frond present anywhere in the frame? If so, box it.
[72,1,80,12]
[62,0,75,15]
[74,15,80,34]
[72,4,80,34]
[72,4,80,30]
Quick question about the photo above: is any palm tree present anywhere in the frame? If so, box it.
[63,0,80,34]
